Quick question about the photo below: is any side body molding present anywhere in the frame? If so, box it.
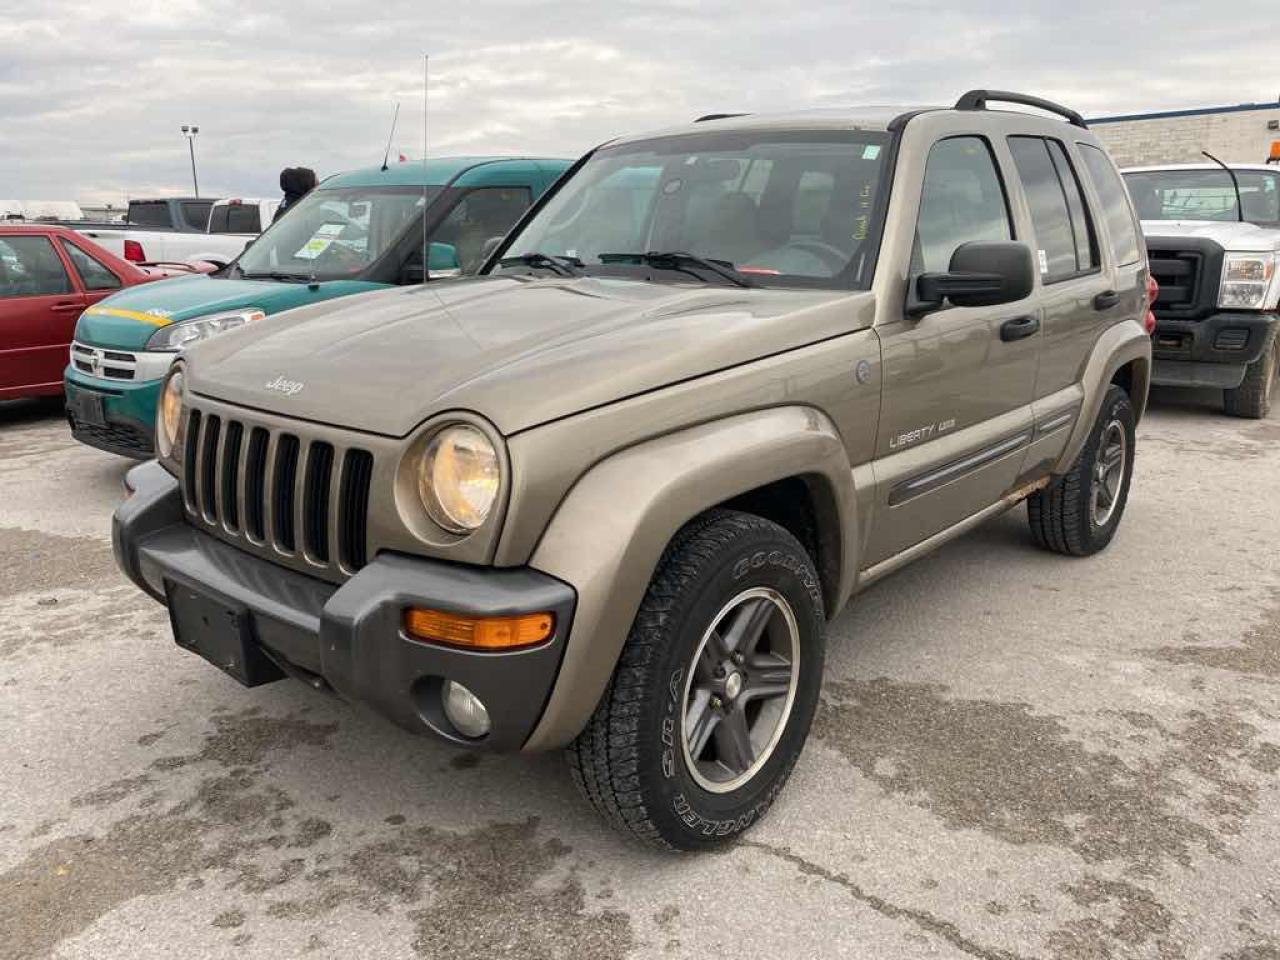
[523,405,857,751]
[1055,319,1152,472]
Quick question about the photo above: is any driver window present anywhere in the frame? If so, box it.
[434,188,531,273]
[914,137,1012,275]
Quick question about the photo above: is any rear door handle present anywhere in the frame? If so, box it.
[1093,290,1120,311]
[51,302,84,313]
[999,315,1040,342]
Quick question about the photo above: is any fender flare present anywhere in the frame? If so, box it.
[522,405,856,751]
[1058,321,1151,471]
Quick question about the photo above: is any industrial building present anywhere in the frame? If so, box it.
[1090,100,1280,167]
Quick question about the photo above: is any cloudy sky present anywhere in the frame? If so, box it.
[2,0,1276,206]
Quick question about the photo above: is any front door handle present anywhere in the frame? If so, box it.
[51,302,84,313]
[999,315,1040,342]
[1093,290,1120,311]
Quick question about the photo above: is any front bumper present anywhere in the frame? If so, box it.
[114,461,576,752]
[1151,310,1278,388]
[64,366,161,458]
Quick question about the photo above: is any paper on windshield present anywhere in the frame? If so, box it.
[294,222,346,260]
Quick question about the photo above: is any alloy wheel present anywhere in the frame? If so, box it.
[1090,419,1127,528]
[680,587,800,794]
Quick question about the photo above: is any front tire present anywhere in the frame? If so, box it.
[1223,331,1278,419]
[1028,384,1136,556]
[567,510,825,850]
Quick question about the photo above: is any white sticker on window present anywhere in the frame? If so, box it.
[862,145,881,160]
[1038,249,1049,274]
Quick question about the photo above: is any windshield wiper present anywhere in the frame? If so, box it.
[598,251,753,287]
[240,270,312,283]
[498,252,584,277]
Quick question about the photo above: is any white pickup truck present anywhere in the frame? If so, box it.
[72,197,277,269]
[1123,163,1280,417]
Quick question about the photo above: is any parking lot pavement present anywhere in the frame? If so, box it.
[0,389,1277,960]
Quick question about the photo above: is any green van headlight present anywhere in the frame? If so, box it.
[147,308,266,351]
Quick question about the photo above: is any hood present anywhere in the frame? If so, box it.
[185,276,873,436]
[74,274,385,350]
[1141,219,1280,252]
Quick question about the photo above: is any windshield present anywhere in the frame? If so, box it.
[235,185,440,280]
[1122,169,1280,224]
[499,129,891,287]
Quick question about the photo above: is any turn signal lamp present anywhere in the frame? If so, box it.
[403,608,554,650]
[1268,141,1280,165]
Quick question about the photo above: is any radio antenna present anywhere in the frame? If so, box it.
[1201,150,1244,223]
[380,102,400,171]
[427,54,437,284]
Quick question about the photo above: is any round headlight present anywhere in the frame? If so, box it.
[418,425,499,533]
[156,368,185,459]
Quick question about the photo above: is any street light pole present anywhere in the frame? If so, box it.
[180,124,200,197]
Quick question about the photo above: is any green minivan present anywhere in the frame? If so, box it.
[65,157,570,457]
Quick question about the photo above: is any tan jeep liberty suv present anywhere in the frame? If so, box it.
[114,90,1152,850]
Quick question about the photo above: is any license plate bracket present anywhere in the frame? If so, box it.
[165,582,284,687]
[71,390,106,427]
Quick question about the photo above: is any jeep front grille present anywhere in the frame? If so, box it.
[181,405,375,577]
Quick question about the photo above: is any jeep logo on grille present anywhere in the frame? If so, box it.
[264,376,305,396]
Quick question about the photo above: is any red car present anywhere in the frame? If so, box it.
[0,225,204,401]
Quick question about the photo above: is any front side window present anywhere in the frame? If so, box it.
[1008,137,1097,283]
[432,187,532,272]
[61,241,122,291]
[233,186,439,280]
[913,136,1012,275]
[499,129,892,287]
[0,237,73,298]
[1078,144,1142,265]
[1122,168,1280,224]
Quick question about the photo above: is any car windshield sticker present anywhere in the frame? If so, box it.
[1038,249,1049,274]
[294,222,346,260]
[862,145,881,160]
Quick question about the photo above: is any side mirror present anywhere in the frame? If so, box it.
[909,241,1035,316]
[427,242,460,279]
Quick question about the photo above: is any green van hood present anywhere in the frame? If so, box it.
[75,275,386,350]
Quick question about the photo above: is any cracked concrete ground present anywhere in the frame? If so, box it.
[0,387,1277,959]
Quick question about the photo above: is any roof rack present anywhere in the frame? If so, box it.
[954,90,1088,129]
[694,113,748,123]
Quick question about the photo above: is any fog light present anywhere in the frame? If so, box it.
[443,680,490,739]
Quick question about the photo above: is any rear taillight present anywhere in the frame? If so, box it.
[1143,273,1158,335]
[123,240,146,263]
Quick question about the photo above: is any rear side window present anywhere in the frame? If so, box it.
[210,204,261,234]
[914,136,1012,274]
[182,201,212,230]
[61,241,122,291]
[1008,137,1098,282]
[128,202,171,228]
[0,237,73,297]
[1077,144,1141,265]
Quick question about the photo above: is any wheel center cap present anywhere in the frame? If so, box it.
[724,671,743,701]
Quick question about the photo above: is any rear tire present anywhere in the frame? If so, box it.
[1223,331,1278,419]
[567,510,825,850]
[1028,384,1135,556]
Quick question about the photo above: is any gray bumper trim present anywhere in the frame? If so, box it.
[113,461,576,751]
